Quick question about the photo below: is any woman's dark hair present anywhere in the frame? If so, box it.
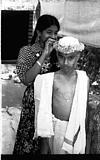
[30,14,60,45]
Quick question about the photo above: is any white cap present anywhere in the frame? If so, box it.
[54,36,84,54]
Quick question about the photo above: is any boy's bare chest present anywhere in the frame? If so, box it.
[53,74,76,100]
[52,73,77,121]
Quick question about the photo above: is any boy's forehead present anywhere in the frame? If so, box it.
[58,51,79,57]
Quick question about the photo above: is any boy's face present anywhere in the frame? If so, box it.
[57,51,80,70]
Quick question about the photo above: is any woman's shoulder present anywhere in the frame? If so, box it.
[31,42,43,53]
[17,45,33,63]
[19,42,42,54]
[19,41,42,57]
[19,45,32,53]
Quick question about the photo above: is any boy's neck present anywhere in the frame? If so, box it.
[60,68,76,78]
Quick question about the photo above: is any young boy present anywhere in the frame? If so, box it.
[34,36,89,154]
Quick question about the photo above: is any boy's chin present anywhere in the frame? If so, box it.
[63,66,73,70]
[61,66,74,72]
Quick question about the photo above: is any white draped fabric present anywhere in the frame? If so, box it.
[40,0,100,48]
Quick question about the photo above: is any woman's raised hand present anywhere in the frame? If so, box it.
[43,38,56,58]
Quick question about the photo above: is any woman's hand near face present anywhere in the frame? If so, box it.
[43,38,56,58]
[24,38,56,85]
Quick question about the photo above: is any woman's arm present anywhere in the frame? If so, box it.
[24,38,55,85]
[17,39,54,86]
[16,46,47,86]
[24,52,46,85]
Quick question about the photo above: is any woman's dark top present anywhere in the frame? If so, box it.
[13,41,59,154]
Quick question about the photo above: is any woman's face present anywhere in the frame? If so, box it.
[39,25,58,43]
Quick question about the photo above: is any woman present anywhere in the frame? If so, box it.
[13,14,60,154]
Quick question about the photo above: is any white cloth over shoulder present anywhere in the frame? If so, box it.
[34,70,89,154]
[62,70,89,154]
[34,72,54,138]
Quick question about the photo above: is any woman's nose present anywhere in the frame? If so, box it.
[51,34,56,39]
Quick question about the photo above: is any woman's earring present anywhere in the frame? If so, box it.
[37,36,40,41]
[56,62,60,68]
[36,35,40,42]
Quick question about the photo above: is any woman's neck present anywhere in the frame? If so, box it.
[39,40,45,49]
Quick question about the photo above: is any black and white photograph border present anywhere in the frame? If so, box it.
[1,0,100,156]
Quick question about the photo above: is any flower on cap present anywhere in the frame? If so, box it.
[54,36,84,54]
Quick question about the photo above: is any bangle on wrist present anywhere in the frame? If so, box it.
[36,60,41,67]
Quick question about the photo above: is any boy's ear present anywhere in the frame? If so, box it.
[74,53,80,68]
[76,52,81,60]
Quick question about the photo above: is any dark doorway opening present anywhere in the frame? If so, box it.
[1,10,32,63]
